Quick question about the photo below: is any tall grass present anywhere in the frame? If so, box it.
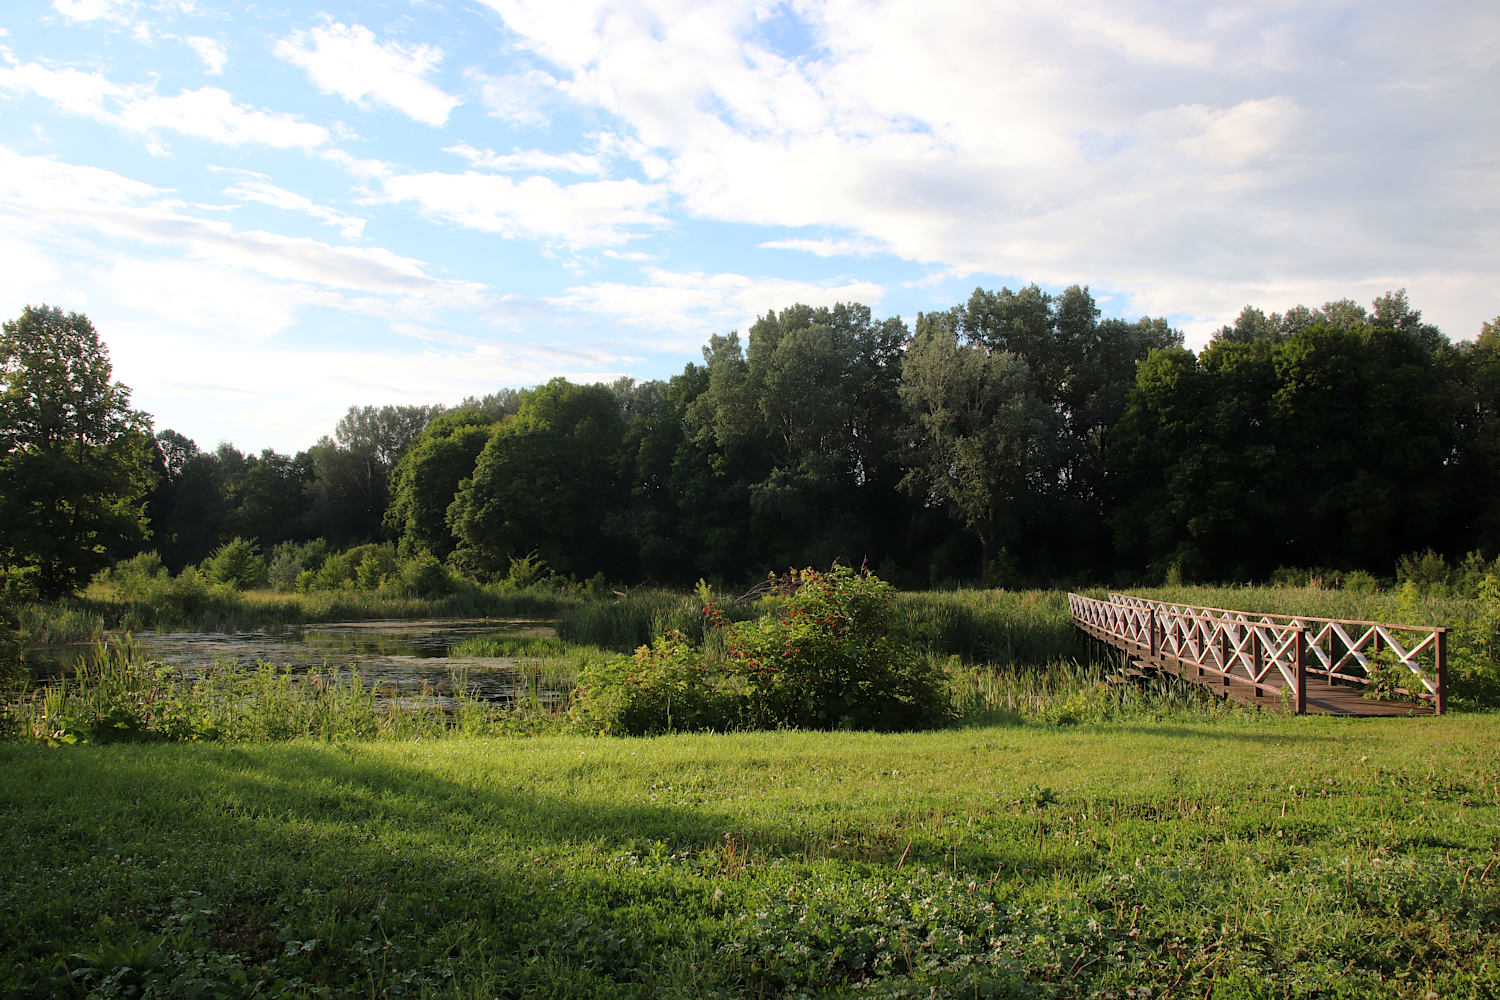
[891,589,1084,666]
[20,583,585,641]
[1115,582,1479,626]
[555,588,717,651]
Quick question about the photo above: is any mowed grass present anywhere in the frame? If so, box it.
[3,714,1497,999]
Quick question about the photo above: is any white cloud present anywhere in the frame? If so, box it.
[0,56,328,150]
[120,87,329,149]
[383,169,669,248]
[52,0,136,23]
[0,146,484,310]
[470,67,560,126]
[221,176,366,239]
[445,142,600,175]
[275,22,459,126]
[759,237,890,258]
[185,36,228,75]
[472,0,1497,343]
[557,268,887,348]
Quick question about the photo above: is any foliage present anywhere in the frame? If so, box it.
[571,568,951,735]
[714,566,950,731]
[0,305,154,599]
[449,379,628,579]
[396,551,454,597]
[19,638,386,744]
[202,537,266,591]
[571,630,741,735]
[1110,307,1460,582]
[384,409,496,559]
[1425,575,1500,707]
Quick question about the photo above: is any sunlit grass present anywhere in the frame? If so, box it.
[3,715,1496,997]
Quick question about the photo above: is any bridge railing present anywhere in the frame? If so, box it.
[1067,593,1446,714]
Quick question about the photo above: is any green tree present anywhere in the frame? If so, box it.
[686,303,909,571]
[0,305,154,598]
[899,308,1051,584]
[384,409,497,559]
[448,379,626,579]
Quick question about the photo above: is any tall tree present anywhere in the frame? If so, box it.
[448,379,627,579]
[0,305,154,598]
[687,303,908,571]
[899,308,1051,584]
[385,409,497,559]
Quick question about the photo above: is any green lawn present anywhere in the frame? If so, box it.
[3,713,1497,998]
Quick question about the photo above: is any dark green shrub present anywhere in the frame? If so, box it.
[1396,549,1450,596]
[267,539,330,592]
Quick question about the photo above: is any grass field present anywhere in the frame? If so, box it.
[3,713,1496,998]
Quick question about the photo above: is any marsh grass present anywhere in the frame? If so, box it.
[6,637,580,745]
[3,717,1496,998]
[555,588,718,651]
[23,583,585,642]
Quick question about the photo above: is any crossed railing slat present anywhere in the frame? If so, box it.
[1067,593,1446,714]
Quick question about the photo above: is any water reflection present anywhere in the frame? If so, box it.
[29,619,571,707]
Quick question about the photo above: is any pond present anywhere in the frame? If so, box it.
[28,618,572,707]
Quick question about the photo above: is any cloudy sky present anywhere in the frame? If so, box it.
[2,0,1496,454]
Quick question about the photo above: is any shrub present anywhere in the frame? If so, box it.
[1343,569,1380,594]
[266,540,330,592]
[714,566,950,731]
[1396,549,1450,596]
[1443,574,1500,706]
[571,631,739,735]
[570,567,950,735]
[98,551,169,600]
[396,552,449,596]
[203,538,265,591]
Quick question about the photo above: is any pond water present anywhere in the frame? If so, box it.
[29,618,571,707]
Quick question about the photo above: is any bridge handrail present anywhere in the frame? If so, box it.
[1068,592,1445,713]
[1106,593,1439,631]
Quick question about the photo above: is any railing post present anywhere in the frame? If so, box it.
[1251,629,1262,698]
[1435,628,1447,716]
[1294,626,1307,716]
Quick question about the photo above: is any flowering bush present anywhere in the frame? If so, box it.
[572,566,949,735]
[714,566,949,731]
[571,630,740,735]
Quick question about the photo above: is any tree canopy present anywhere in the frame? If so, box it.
[0,305,153,598]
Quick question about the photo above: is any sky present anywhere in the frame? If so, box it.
[1,0,1497,455]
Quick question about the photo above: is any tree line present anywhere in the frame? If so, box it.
[4,290,1499,600]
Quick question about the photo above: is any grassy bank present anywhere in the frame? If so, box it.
[3,715,1496,998]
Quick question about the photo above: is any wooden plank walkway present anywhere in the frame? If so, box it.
[1070,593,1445,716]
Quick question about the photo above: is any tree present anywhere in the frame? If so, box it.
[448,379,627,579]
[685,303,909,572]
[0,305,154,598]
[385,409,497,559]
[899,308,1051,585]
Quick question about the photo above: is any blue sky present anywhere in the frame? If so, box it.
[2,0,1496,454]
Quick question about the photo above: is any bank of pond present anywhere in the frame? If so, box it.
[5,573,1496,745]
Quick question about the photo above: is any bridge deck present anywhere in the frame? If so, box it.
[1071,594,1444,717]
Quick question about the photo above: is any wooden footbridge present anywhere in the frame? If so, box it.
[1069,593,1445,716]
